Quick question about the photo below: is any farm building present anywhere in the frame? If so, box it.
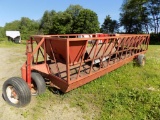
[6,31,21,43]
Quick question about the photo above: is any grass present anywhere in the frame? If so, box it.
[63,45,160,119]
[33,45,160,120]
[1,40,160,120]
[0,39,26,47]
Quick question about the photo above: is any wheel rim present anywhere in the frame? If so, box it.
[31,81,38,95]
[6,86,19,104]
[142,59,145,66]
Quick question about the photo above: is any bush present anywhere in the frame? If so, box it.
[149,33,160,45]
[0,37,7,41]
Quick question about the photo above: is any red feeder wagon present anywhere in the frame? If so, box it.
[2,34,150,107]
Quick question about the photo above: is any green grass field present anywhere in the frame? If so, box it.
[1,40,160,119]
[36,45,160,120]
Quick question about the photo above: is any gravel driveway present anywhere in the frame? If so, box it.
[0,47,85,120]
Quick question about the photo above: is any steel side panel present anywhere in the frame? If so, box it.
[47,75,69,93]
[48,51,146,93]
[31,64,50,74]
[64,52,146,92]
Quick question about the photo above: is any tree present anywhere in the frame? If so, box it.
[0,27,5,38]
[101,15,119,33]
[65,5,84,33]
[146,0,160,33]
[120,0,149,33]
[120,0,160,34]
[40,5,100,34]
[40,10,72,34]
[4,20,20,31]
[49,12,72,34]
[19,17,39,39]
[73,9,100,33]
[39,10,57,34]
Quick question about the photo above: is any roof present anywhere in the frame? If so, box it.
[6,31,20,39]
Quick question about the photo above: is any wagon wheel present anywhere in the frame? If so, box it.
[31,72,46,96]
[2,77,31,107]
[137,54,146,66]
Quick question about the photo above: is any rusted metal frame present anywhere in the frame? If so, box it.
[35,48,40,64]
[68,35,131,41]
[106,38,116,66]
[87,40,97,59]
[89,40,99,74]
[38,47,45,62]
[138,36,144,53]
[108,38,118,64]
[138,36,146,52]
[34,38,45,64]
[68,50,147,85]
[141,37,146,50]
[31,34,148,41]
[128,36,137,55]
[95,39,106,57]
[141,36,148,51]
[146,35,150,50]
[31,38,34,63]
[118,37,128,61]
[122,36,130,58]
[118,37,126,61]
[139,36,145,52]
[131,36,138,54]
[32,37,45,55]
[135,36,143,54]
[26,38,33,88]
[143,36,149,50]
[66,39,71,84]
[122,37,130,59]
[133,36,140,54]
[136,36,142,53]
[43,39,47,64]
[69,53,109,66]
[47,74,68,92]
[49,40,61,78]
[142,36,149,50]
[121,37,129,59]
[76,40,89,79]
[145,36,150,50]
[106,38,117,66]
[67,52,139,88]
[124,37,134,58]
[114,37,124,63]
[99,39,108,68]
[41,38,51,75]
[130,36,138,54]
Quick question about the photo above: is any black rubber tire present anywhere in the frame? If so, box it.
[137,54,146,66]
[2,77,31,108]
[31,72,46,96]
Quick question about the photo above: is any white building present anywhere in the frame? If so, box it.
[6,31,21,43]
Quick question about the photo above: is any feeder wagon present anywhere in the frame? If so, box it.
[2,34,150,107]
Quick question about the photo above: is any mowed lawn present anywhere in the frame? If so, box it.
[1,41,160,120]
[37,45,160,120]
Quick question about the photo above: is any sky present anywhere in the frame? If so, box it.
[0,0,123,27]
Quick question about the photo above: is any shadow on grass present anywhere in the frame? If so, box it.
[48,87,64,95]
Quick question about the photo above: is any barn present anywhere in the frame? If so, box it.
[6,31,21,43]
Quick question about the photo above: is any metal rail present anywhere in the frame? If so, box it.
[21,34,150,92]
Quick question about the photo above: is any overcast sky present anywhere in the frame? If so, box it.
[0,0,123,27]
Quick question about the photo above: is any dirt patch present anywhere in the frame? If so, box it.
[0,47,89,120]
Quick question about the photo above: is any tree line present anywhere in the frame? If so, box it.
[0,1,159,42]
